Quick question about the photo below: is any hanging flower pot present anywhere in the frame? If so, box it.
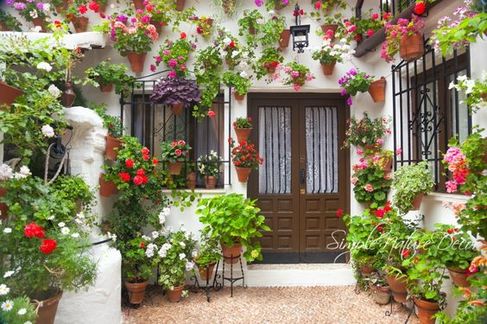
[414,298,440,324]
[221,242,242,264]
[368,77,386,103]
[235,166,252,183]
[171,102,184,116]
[198,263,216,281]
[167,285,184,302]
[125,281,148,305]
[187,172,196,189]
[175,0,185,11]
[410,193,424,210]
[99,175,117,197]
[205,176,217,189]
[100,84,114,93]
[105,135,123,161]
[71,16,89,33]
[168,161,183,175]
[61,81,76,108]
[0,81,23,108]
[133,0,145,10]
[371,285,391,305]
[386,275,408,303]
[321,62,336,76]
[279,29,291,49]
[400,32,424,61]
[321,24,338,39]
[0,187,8,220]
[126,52,147,73]
[234,127,252,143]
[36,290,63,324]
[448,267,470,287]
[234,93,245,102]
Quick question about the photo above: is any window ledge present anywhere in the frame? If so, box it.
[425,192,470,203]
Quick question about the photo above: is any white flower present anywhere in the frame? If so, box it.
[3,228,12,234]
[179,253,186,260]
[61,227,70,235]
[48,84,61,98]
[0,164,13,181]
[151,231,159,239]
[29,10,38,19]
[58,222,65,228]
[71,233,80,238]
[41,125,55,138]
[185,261,194,271]
[1,300,13,311]
[3,271,14,278]
[17,308,27,315]
[36,62,52,72]
[0,284,10,296]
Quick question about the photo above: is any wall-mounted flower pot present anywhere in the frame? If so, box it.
[187,172,196,189]
[371,285,391,305]
[221,242,242,264]
[400,33,424,62]
[321,62,336,76]
[234,93,245,101]
[36,290,63,324]
[414,298,440,324]
[448,267,470,287]
[168,161,183,175]
[125,281,148,305]
[105,135,123,161]
[386,275,408,303]
[368,77,386,103]
[198,263,216,281]
[279,29,291,49]
[167,285,184,302]
[410,193,424,211]
[127,52,147,73]
[234,127,252,143]
[175,0,185,11]
[321,24,338,39]
[171,102,184,116]
[71,16,89,33]
[205,175,217,189]
[235,166,251,183]
[99,175,117,197]
[0,81,23,108]
[100,84,113,93]
[133,0,145,10]
[0,187,8,220]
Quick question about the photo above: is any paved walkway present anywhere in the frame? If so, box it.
[123,286,419,323]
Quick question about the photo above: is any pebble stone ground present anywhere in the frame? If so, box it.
[123,285,420,324]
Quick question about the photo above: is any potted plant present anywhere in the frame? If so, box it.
[93,105,124,161]
[282,61,315,92]
[157,230,196,302]
[222,71,252,101]
[120,237,153,305]
[311,38,354,76]
[368,77,387,103]
[338,68,373,106]
[233,117,253,143]
[229,138,263,183]
[110,11,159,73]
[194,234,221,281]
[392,161,434,214]
[382,15,425,62]
[8,0,50,31]
[0,9,22,32]
[197,193,271,264]
[157,34,195,77]
[255,48,284,79]
[343,113,390,151]
[238,9,264,39]
[150,77,201,116]
[160,140,191,175]
[85,60,135,94]
[197,151,222,189]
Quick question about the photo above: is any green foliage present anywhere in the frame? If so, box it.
[392,161,434,214]
[85,60,135,94]
[222,70,252,96]
[197,194,271,262]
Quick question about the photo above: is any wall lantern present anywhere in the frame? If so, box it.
[290,4,310,53]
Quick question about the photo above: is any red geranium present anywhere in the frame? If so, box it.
[24,223,45,239]
[39,239,57,255]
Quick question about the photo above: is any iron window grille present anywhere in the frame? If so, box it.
[392,40,471,192]
[120,71,232,188]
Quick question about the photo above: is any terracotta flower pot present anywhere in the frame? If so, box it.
[133,0,145,10]
[235,167,252,183]
[99,175,117,197]
[171,102,184,116]
[368,77,386,103]
[100,84,114,93]
[205,176,217,189]
[71,16,89,33]
[0,187,8,220]
[234,127,252,143]
[168,161,183,175]
[372,285,391,305]
[410,193,424,210]
[0,81,23,108]
[32,17,47,32]
[400,33,424,62]
[187,172,196,189]
[125,281,148,305]
[448,267,470,287]
[321,62,336,76]
[221,242,242,264]
[386,274,408,303]
[175,0,185,11]
[321,24,338,39]
[234,93,245,101]
[127,52,147,73]
[105,135,123,161]
[167,285,184,302]
[198,263,216,281]
[414,298,440,324]
[279,29,291,49]
[36,291,63,324]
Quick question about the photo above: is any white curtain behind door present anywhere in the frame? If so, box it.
[305,107,338,194]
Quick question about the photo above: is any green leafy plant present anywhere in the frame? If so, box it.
[392,161,434,214]
[197,194,271,262]
[85,60,135,94]
[222,71,252,96]
[197,151,222,177]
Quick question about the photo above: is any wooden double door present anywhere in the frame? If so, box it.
[247,94,349,263]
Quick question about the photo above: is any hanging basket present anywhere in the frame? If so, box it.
[235,167,252,182]
[400,33,424,62]
[368,77,386,103]
[321,62,336,76]
[125,281,148,305]
[127,52,147,73]
[0,81,23,108]
[279,29,291,49]
[168,161,183,175]
[71,16,89,33]
[105,135,123,161]
[171,102,184,116]
[35,290,63,324]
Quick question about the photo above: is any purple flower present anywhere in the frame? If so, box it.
[346,96,353,106]
[255,0,263,6]
[13,2,26,10]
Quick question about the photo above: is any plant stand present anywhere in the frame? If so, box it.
[221,255,245,297]
[191,262,223,303]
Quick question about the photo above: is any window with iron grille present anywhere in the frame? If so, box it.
[392,42,471,192]
[120,75,232,188]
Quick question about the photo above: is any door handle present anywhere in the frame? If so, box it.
[299,169,306,185]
